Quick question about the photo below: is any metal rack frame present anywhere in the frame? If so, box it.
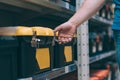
[76,0,89,80]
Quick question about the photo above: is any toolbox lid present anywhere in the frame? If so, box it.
[0,27,33,36]
[0,27,16,36]
[32,27,47,36]
[44,27,54,36]
[0,26,54,36]
[16,26,33,36]
[32,27,54,36]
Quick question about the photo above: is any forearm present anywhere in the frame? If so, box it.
[68,0,105,28]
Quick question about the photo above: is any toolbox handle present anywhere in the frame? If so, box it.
[52,32,59,46]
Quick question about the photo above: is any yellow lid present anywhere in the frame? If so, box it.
[0,27,16,36]
[55,32,58,36]
[32,26,54,36]
[16,26,33,36]
[32,27,48,36]
[44,27,54,36]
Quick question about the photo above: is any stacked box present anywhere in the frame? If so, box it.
[0,27,18,80]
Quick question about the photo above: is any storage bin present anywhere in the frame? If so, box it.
[16,26,54,78]
[54,34,76,68]
[0,27,18,80]
[32,27,54,71]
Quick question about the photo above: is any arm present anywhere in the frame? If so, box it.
[68,0,105,27]
[54,0,105,44]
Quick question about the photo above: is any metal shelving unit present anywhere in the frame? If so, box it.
[92,15,113,26]
[17,50,115,80]
[90,51,116,64]
[0,0,112,26]
[0,0,115,80]
[0,0,73,25]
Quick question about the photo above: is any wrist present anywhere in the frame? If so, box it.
[68,19,79,29]
[68,20,77,28]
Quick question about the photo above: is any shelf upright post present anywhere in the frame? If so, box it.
[76,0,89,80]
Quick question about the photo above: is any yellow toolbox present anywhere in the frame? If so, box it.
[53,33,76,68]
[16,26,54,78]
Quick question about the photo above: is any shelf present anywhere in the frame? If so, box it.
[92,15,113,25]
[89,15,113,32]
[17,50,116,80]
[0,0,74,21]
[0,0,113,27]
[33,64,76,80]
[90,50,116,64]
[0,0,74,14]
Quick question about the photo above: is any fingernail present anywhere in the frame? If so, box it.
[59,42,62,44]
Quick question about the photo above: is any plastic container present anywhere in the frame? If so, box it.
[16,26,54,78]
[53,34,76,68]
[32,27,54,71]
[0,27,18,80]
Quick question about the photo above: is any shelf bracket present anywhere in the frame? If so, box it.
[76,0,89,80]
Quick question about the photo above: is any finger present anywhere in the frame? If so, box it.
[61,37,65,43]
[63,35,73,42]
[63,37,72,43]
[59,41,62,44]
[58,33,64,41]
[62,38,67,44]
[68,37,72,42]
[58,36,67,44]
[58,35,72,43]
[63,38,69,44]
[58,36,63,44]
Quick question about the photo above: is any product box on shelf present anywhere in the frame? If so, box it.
[16,26,54,78]
[53,33,76,68]
[0,27,18,80]
[0,26,54,79]
[97,2,114,20]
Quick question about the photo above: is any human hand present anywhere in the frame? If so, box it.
[54,21,77,44]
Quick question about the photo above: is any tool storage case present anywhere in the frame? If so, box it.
[53,35,76,68]
[17,26,54,78]
[0,27,18,80]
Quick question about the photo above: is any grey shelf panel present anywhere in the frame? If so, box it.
[0,0,113,26]
[17,51,116,80]
[91,15,113,26]
[32,64,77,80]
[0,0,74,19]
[90,50,116,64]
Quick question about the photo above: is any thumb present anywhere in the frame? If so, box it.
[54,26,62,33]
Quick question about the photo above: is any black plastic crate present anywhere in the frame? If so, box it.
[0,36,18,80]
[17,27,54,78]
[54,39,75,68]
